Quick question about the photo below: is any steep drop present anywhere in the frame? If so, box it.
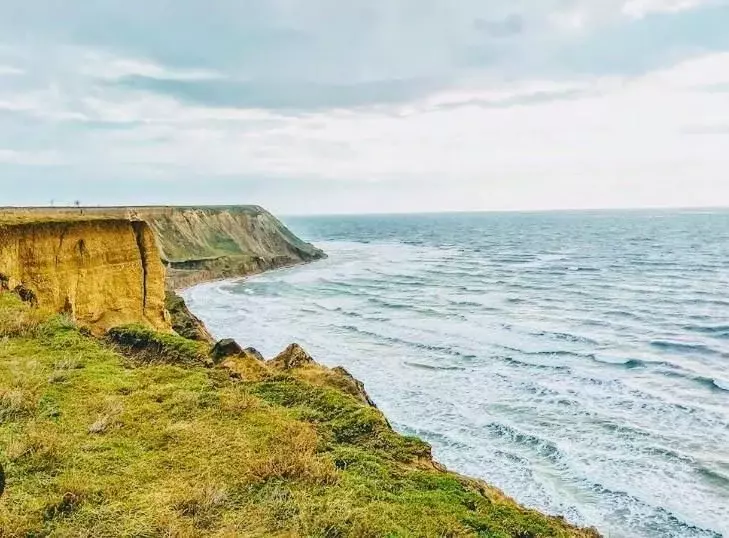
[0,218,168,333]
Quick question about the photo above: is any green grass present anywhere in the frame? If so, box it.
[0,293,599,537]
[106,324,212,367]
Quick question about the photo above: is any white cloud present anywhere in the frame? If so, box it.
[0,1,727,211]
[75,49,223,81]
[0,65,23,76]
[0,148,67,166]
[622,0,712,18]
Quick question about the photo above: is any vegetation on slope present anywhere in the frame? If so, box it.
[0,293,598,537]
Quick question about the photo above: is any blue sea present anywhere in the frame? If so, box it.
[182,210,729,538]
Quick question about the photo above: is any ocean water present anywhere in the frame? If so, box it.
[182,210,729,538]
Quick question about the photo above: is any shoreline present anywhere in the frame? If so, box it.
[171,255,325,294]
[174,253,603,536]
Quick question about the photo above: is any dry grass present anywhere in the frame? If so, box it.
[0,293,47,339]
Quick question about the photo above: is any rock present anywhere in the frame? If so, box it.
[269,343,315,370]
[332,366,379,409]
[165,290,214,343]
[220,354,270,381]
[244,347,265,362]
[13,284,37,306]
[211,338,244,363]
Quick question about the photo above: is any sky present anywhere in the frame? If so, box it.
[1,0,729,215]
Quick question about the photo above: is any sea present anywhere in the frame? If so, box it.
[182,210,729,538]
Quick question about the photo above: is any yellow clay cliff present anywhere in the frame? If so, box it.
[0,218,168,334]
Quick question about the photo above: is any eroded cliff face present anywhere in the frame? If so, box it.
[135,206,326,289]
[0,219,169,334]
[2,206,326,290]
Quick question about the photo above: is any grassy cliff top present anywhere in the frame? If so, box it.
[0,292,598,537]
[0,206,264,225]
[0,213,125,226]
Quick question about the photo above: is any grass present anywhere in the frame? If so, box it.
[0,292,599,537]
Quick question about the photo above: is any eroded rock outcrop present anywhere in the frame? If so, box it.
[269,343,316,370]
[165,289,214,343]
[211,338,244,363]
[145,206,325,289]
[0,219,169,334]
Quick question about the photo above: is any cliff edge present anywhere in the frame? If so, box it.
[0,206,324,334]
[0,292,600,537]
[0,218,168,334]
[1,206,326,290]
[141,206,325,289]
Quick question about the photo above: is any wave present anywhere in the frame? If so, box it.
[601,309,642,320]
[500,356,571,372]
[691,376,729,393]
[710,378,729,392]
[519,349,594,360]
[682,324,729,339]
[583,482,724,538]
[335,324,478,360]
[697,463,729,488]
[531,330,599,346]
[448,299,485,308]
[567,266,601,272]
[404,361,467,372]
[650,340,720,356]
[592,356,646,369]
[484,422,563,464]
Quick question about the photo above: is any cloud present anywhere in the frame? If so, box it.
[113,74,442,111]
[682,124,729,134]
[0,65,23,76]
[472,14,525,38]
[622,0,715,18]
[0,1,728,212]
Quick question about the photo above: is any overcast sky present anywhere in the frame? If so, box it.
[1,1,728,214]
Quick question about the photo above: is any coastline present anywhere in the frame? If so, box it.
[171,255,326,293]
[174,252,602,537]
[0,207,602,535]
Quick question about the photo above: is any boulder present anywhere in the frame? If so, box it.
[211,338,244,363]
[165,290,214,343]
[269,343,315,370]
[332,366,379,409]
[244,347,265,362]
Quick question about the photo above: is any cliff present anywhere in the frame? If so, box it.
[139,206,325,289]
[0,206,324,334]
[0,206,326,290]
[0,218,168,334]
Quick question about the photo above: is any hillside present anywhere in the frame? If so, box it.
[0,292,599,537]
